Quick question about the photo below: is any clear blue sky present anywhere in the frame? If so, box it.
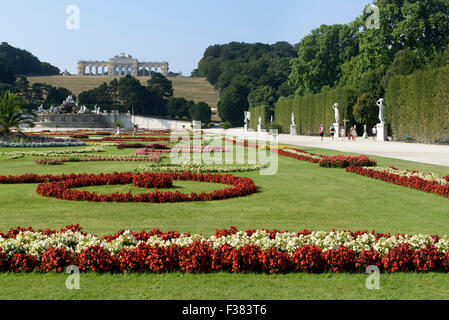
[1,0,370,75]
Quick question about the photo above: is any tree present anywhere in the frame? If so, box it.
[381,49,423,89]
[14,77,31,101]
[288,24,359,95]
[166,97,190,118]
[247,86,277,108]
[218,84,249,126]
[0,91,35,135]
[0,63,15,84]
[147,73,173,99]
[352,93,379,129]
[189,102,211,124]
[46,87,72,104]
[355,0,449,74]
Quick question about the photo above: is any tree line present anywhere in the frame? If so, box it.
[196,0,449,127]
[78,74,211,123]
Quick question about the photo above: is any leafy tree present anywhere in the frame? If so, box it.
[247,86,277,108]
[288,24,359,95]
[189,101,211,124]
[147,73,174,99]
[14,77,31,101]
[352,93,379,129]
[218,84,249,126]
[381,49,423,89]
[166,97,190,118]
[0,63,15,84]
[0,91,35,135]
[46,87,72,104]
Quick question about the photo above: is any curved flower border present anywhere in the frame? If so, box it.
[30,171,258,203]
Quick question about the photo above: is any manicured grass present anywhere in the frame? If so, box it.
[1,142,449,299]
[1,272,449,300]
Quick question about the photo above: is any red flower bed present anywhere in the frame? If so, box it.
[34,159,63,165]
[70,133,89,139]
[346,166,449,198]
[86,137,170,142]
[273,148,322,164]
[132,172,173,188]
[319,155,377,168]
[2,225,449,274]
[34,171,257,203]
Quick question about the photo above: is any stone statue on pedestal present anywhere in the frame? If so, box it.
[377,98,385,124]
[332,103,340,125]
[37,105,45,113]
[291,112,295,125]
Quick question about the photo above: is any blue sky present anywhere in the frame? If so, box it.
[1,0,370,75]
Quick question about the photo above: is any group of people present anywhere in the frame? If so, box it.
[318,124,378,142]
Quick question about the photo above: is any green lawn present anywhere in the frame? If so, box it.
[1,142,449,299]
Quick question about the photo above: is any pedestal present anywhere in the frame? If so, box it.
[257,124,262,133]
[333,123,340,139]
[376,123,387,142]
[290,124,297,135]
[363,125,368,139]
[244,124,248,132]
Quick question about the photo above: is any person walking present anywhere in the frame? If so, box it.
[352,126,358,142]
[116,126,121,136]
[329,125,335,141]
[319,124,325,141]
[372,125,377,141]
[340,127,346,141]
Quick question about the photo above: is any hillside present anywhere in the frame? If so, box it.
[0,42,60,76]
[27,76,219,109]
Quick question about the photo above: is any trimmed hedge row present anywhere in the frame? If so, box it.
[386,65,449,143]
[249,105,270,130]
[274,87,357,135]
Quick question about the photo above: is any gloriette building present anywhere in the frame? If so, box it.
[77,53,168,76]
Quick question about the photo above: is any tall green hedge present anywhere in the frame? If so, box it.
[274,87,357,135]
[249,105,270,130]
[386,66,449,143]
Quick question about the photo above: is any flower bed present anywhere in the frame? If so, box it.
[1,147,105,160]
[85,137,171,142]
[346,166,449,198]
[117,143,170,150]
[33,171,257,202]
[69,134,89,139]
[1,225,449,273]
[0,141,86,148]
[134,146,228,155]
[137,162,268,173]
[34,154,161,165]
[34,159,64,165]
[319,155,377,168]
[274,148,323,164]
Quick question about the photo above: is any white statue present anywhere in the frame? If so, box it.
[258,116,262,126]
[291,112,295,125]
[377,98,385,124]
[244,112,248,125]
[271,115,273,123]
[94,105,101,114]
[37,104,45,113]
[48,105,58,114]
[78,105,89,114]
[332,103,340,124]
